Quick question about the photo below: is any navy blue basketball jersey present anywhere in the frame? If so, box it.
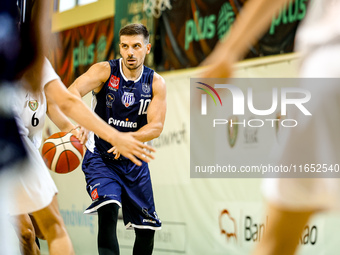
[87,58,154,157]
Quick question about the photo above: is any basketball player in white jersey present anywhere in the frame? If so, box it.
[11,58,155,255]
[201,0,340,254]
[0,0,51,253]
[11,58,76,254]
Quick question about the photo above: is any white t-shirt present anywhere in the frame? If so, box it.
[13,58,60,149]
[9,58,60,215]
[295,0,340,55]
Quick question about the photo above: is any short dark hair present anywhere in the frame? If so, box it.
[119,24,150,43]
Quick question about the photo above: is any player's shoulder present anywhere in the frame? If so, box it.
[102,59,121,76]
[92,59,121,70]
[152,71,165,87]
[88,61,112,78]
[92,61,111,70]
[41,58,59,88]
[108,58,120,67]
[151,72,166,96]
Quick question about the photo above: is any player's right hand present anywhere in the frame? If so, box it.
[107,132,155,166]
[199,42,236,79]
[77,126,89,144]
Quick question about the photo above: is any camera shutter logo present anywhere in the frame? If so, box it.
[196,82,223,115]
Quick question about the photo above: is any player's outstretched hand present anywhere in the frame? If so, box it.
[107,133,155,166]
[199,42,235,79]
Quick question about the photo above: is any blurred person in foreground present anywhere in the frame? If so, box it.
[1,1,156,254]
[0,0,50,254]
[201,0,340,254]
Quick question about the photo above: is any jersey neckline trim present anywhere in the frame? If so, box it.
[119,58,144,83]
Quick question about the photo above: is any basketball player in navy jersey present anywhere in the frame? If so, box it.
[68,23,166,255]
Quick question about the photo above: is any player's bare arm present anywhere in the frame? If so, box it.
[68,61,111,97]
[45,80,77,132]
[200,0,290,78]
[45,75,154,166]
[21,0,53,92]
[45,80,85,142]
[132,73,166,142]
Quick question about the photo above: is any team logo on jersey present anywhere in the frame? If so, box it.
[106,93,115,108]
[28,100,39,111]
[142,83,150,93]
[121,92,135,107]
[108,75,120,90]
[142,208,153,218]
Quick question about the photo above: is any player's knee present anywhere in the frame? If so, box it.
[36,213,67,240]
[135,228,155,243]
[20,227,36,246]
[133,229,155,255]
[42,222,68,243]
[98,203,120,222]
[35,230,45,240]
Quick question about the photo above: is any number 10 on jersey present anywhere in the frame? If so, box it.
[138,99,151,115]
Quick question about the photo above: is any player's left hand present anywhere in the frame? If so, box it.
[107,132,155,166]
[107,146,121,159]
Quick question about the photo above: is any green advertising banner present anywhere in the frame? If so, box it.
[155,0,309,71]
[50,17,114,86]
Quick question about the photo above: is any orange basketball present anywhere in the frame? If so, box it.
[42,132,83,174]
